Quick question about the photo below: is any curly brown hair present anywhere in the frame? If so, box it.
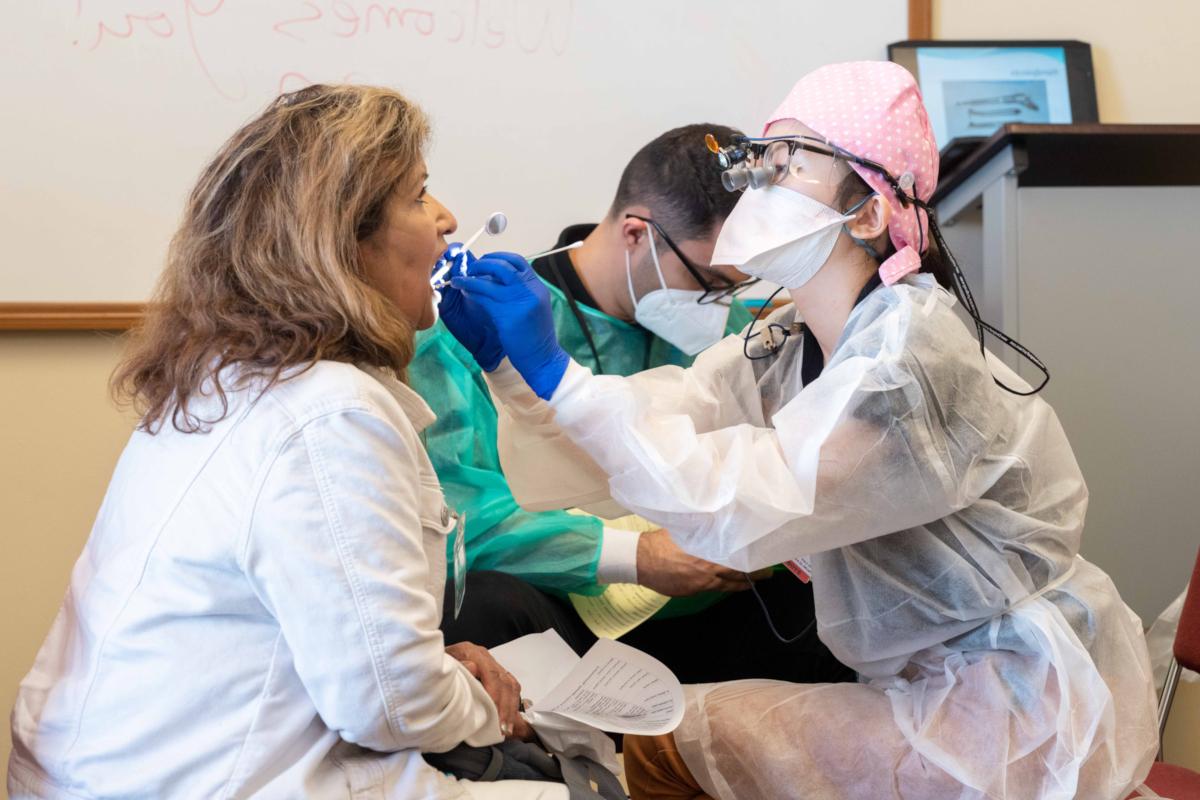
[113,85,430,433]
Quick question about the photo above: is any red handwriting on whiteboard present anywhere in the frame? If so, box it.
[363,4,435,37]
[75,0,245,100]
[269,0,571,55]
[277,69,370,94]
[82,10,175,48]
[273,2,324,42]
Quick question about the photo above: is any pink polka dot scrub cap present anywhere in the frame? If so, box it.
[766,61,939,285]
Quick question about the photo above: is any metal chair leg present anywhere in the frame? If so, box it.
[1158,658,1182,762]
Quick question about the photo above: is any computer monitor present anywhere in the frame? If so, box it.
[888,40,1098,156]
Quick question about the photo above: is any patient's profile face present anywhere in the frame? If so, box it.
[358,162,457,330]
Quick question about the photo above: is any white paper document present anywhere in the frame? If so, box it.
[491,630,684,736]
[489,628,581,707]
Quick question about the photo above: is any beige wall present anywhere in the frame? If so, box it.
[934,0,1200,124]
[1,333,134,797]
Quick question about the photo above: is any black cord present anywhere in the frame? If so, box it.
[742,285,793,361]
[880,176,1049,395]
[826,148,1051,395]
[745,574,817,644]
[542,253,605,375]
[914,199,1050,395]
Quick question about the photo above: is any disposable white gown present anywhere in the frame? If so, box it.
[485,275,1158,799]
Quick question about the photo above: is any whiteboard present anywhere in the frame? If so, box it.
[0,1,906,302]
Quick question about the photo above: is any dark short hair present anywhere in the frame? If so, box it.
[607,123,744,241]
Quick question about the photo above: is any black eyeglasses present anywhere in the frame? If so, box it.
[624,214,759,304]
[712,133,916,204]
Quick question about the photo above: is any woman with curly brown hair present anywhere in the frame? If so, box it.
[7,85,567,800]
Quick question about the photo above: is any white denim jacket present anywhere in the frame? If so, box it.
[8,361,564,800]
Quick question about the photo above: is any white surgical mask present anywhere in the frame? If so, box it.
[626,229,729,356]
[711,185,870,289]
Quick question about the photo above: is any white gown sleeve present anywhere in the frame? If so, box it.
[540,289,1007,571]
[485,358,628,519]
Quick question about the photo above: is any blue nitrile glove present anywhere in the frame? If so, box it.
[435,245,503,372]
[451,251,570,400]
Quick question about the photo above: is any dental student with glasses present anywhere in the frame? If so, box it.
[442,62,1159,799]
[422,124,853,687]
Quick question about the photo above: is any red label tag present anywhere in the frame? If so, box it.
[785,558,812,584]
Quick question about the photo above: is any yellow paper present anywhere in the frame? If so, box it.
[569,582,670,640]
[567,509,661,535]
[566,510,667,638]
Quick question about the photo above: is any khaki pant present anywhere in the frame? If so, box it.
[623,733,714,800]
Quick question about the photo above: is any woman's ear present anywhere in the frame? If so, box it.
[846,195,891,242]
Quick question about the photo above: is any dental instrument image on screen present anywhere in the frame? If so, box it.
[956,91,1040,110]
[442,61,1158,800]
